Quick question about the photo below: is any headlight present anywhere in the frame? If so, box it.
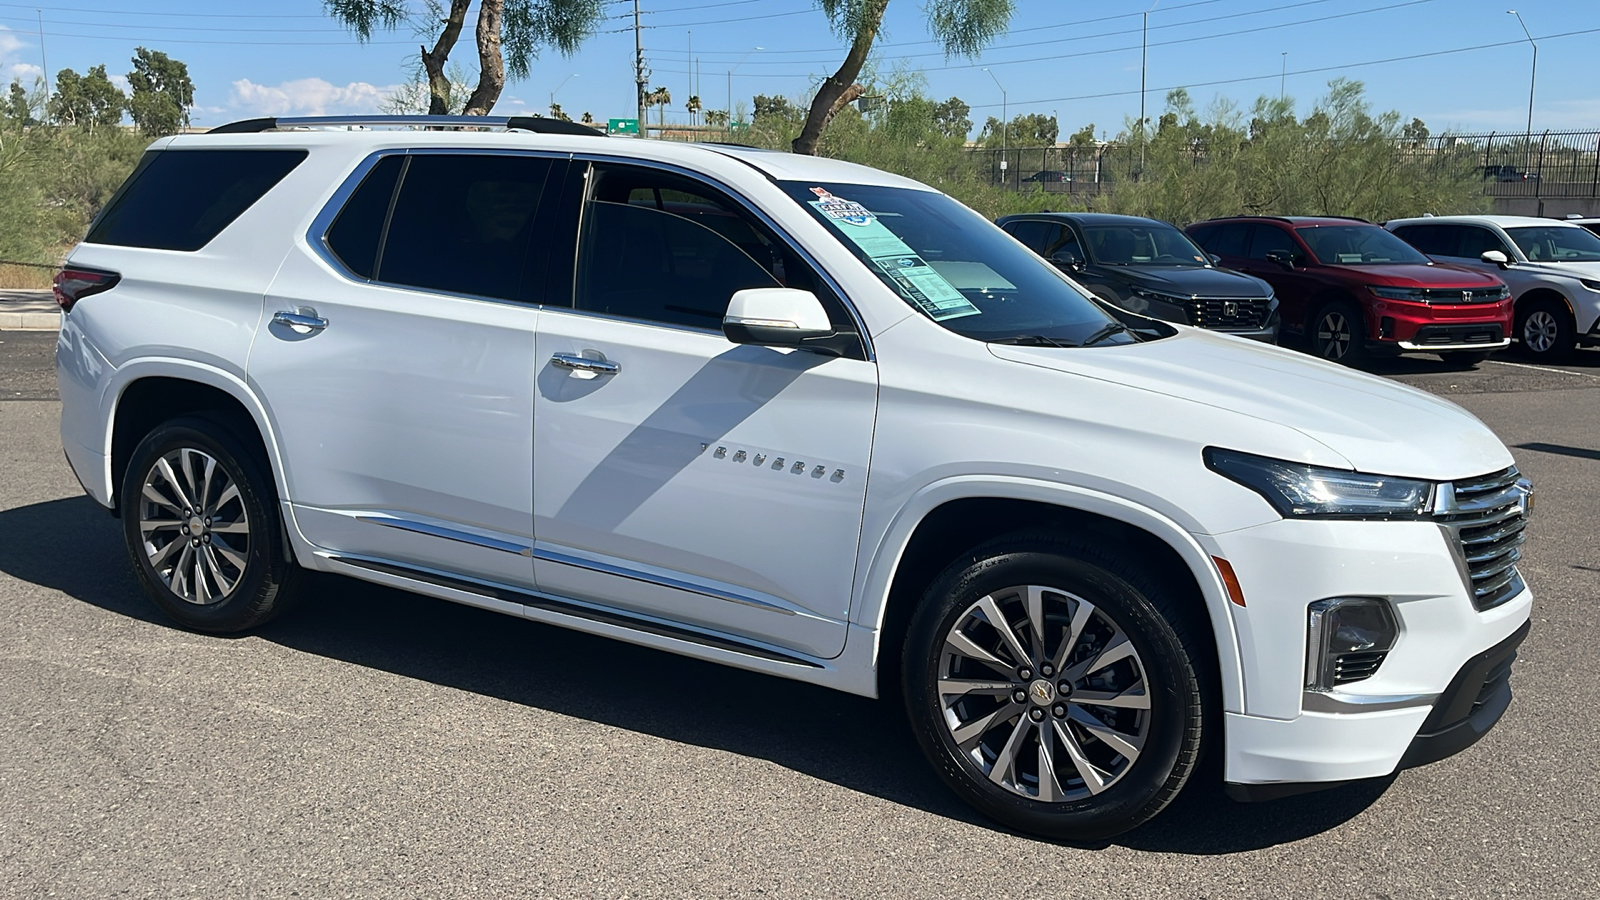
[1581,278,1600,293]
[1131,286,1189,304]
[1489,284,1512,301]
[1368,286,1430,302]
[1204,448,1435,519]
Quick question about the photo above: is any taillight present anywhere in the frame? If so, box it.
[53,267,120,312]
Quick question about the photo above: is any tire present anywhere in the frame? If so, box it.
[1440,350,1491,368]
[1310,301,1367,366]
[120,415,302,633]
[902,531,1206,840]
[1516,298,1575,362]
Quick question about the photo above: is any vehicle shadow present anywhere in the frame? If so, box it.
[0,494,1391,854]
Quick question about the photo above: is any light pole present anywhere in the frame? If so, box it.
[983,67,1007,182]
[549,73,577,114]
[727,46,763,129]
[1280,52,1287,102]
[1139,2,1159,176]
[1507,10,1537,137]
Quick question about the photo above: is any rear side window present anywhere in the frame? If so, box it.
[377,154,554,302]
[1194,223,1249,257]
[88,149,307,251]
[1391,224,1450,256]
[1006,220,1057,254]
[325,155,404,279]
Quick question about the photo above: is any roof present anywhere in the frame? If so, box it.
[997,212,1178,227]
[170,116,936,192]
[1196,215,1375,227]
[1385,214,1590,229]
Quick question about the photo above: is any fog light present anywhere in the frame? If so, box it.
[1305,598,1398,691]
[1379,316,1396,338]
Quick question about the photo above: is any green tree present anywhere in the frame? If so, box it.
[752,94,791,121]
[325,0,604,116]
[5,80,38,127]
[686,94,702,126]
[980,112,1056,148]
[1067,123,1097,149]
[646,85,671,128]
[704,109,729,128]
[49,65,125,131]
[932,97,970,140]
[792,0,1015,155]
[548,102,571,121]
[127,48,194,136]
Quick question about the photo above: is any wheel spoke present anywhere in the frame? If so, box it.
[210,518,249,535]
[951,702,1020,751]
[170,542,194,597]
[987,714,1032,787]
[155,457,194,512]
[198,454,216,515]
[938,678,1016,698]
[139,518,182,534]
[1053,720,1110,795]
[1071,681,1151,710]
[1062,634,1136,683]
[944,628,1014,677]
[147,535,184,570]
[210,537,247,571]
[1036,719,1065,802]
[192,547,211,604]
[1050,596,1097,672]
[1068,705,1143,763]
[201,544,235,595]
[141,482,183,517]
[1023,585,1048,664]
[179,449,202,510]
[210,482,240,517]
[974,593,1032,667]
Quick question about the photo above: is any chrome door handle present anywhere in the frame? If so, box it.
[272,308,328,334]
[550,352,620,376]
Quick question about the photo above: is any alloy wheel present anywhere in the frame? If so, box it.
[137,447,251,605]
[937,584,1151,802]
[1316,311,1351,360]
[1523,310,1559,354]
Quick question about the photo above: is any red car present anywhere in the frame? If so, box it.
[1186,216,1513,365]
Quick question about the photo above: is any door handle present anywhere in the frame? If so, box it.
[272,308,329,335]
[550,352,620,377]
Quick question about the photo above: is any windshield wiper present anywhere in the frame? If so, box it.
[1080,322,1131,347]
[989,334,1073,348]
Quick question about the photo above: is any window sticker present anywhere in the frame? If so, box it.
[808,188,981,321]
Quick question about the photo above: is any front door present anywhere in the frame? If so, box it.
[530,160,877,659]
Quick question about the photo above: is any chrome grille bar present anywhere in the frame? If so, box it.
[1436,467,1531,611]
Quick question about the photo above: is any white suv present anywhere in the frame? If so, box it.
[56,116,1534,840]
[1386,214,1600,361]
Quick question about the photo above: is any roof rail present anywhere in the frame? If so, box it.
[206,114,606,137]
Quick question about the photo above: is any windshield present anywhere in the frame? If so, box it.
[780,181,1133,345]
[1296,225,1430,266]
[1505,226,1600,262]
[1083,223,1210,266]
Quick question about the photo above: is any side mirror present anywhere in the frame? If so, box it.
[1208,253,1223,266]
[1049,249,1084,271]
[1480,249,1510,267]
[1264,248,1298,270]
[723,288,834,347]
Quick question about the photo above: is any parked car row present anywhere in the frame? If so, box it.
[1000,210,1600,365]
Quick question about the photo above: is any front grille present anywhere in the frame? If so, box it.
[1437,467,1529,611]
[1333,651,1388,684]
[1411,324,1504,346]
[1188,296,1270,329]
[1416,287,1507,304]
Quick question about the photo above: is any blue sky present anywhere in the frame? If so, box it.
[0,0,1596,135]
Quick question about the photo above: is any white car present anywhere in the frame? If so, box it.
[55,116,1533,840]
[1386,214,1600,361]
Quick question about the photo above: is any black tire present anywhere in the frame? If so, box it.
[1440,350,1492,368]
[902,530,1206,840]
[1516,297,1575,362]
[1310,300,1368,366]
[120,415,302,633]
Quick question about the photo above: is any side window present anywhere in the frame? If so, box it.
[1391,224,1449,257]
[325,155,404,279]
[573,165,810,331]
[377,154,554,302]
[1196,223,1248,257]
[1247,224,1296,260]
[1457,226,1509,258]
[1006,220,1055,254]
[88,149,307,251]
[1044,225,1081,260]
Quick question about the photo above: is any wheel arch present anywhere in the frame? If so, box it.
[1513,286,1576,324]
[855,477,1244,713]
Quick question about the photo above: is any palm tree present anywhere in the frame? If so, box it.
[705,109,729,128]
[686,94,702,127]
[580,111,594,124]
[647,86,671,129]
[548,102,571,122]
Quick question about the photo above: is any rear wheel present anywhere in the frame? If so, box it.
[1311,301,1368,366]
[1517,298,1575,362]
[902,532,1205,840]
[120,416,302,633]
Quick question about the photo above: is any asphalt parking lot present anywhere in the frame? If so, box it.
[1,329,1596,898]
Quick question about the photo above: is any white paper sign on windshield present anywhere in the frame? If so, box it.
[807,188,981,321]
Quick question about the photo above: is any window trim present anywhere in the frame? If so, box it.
[566,153,874,361]
[307,147,572,310]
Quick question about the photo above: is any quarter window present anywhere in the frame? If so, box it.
[325,155,404,279]
[88,149,307,251]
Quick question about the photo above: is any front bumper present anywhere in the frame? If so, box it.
[1206,514,1533,793]
[1368,297,1514,352]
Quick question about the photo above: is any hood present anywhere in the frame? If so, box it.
[1326,263,1504,288]
[1101,265,1272,299]
[1512,259,1600,281]
[990,329,1513,480]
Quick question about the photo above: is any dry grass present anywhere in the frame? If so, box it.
[0,263,54,290]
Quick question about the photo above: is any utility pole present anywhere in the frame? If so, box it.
[1508,10,1537,137]
[687,29,692,125]
[984,68,1006,184]
[634,0,647,135]
[1280,52,1287,102]
[37,9,49,103]
[1139,2,1158,177]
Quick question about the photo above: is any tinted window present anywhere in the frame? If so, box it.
[1006,220,1056,254]
[1295,225,1429,265]
[1083,223,1208,266]
[1505,225,1600,262]
[1195,223,1249,257]
[1457,226,1509,258]
[378,154,553,301]
[88,149,307,251]
[1391,224,1452,256]
[1043,225,1081,261]
[1247,224,1297,260]
[325,155,403,279]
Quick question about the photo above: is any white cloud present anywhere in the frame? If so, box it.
[228,77,403,117]
[109,73,130,92]
[5,62,41,83]
[0,26,43,86]
[0,26,25,58]
[1422,99,1600,134]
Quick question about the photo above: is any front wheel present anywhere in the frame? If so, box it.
[120,416,302,633]
[1310,301,1368,366]
[902,532,1205,840]
[1517,298,1575,362]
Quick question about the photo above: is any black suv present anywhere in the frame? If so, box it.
[997,212,1279,341]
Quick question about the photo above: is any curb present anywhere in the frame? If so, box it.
[0,311,60,331]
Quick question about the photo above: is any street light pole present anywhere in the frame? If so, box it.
[727,46,762,130]
[1280,52,1287,102]
[983,67,1007,181]
[1508,10,1537,136]
[549,73,577,114]
[1139,2,1159,175]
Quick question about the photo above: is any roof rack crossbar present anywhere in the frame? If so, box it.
[207,114,606,137]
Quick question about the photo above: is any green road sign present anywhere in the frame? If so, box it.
[607,118,639,135]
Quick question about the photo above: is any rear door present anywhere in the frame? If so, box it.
[250,151,560,589]
[1236,224,1318,332]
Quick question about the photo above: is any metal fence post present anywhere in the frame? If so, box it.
[1536,130,1548,199]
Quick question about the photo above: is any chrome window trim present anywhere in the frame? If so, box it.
[567,152,876,361]
[305,147,573,310]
